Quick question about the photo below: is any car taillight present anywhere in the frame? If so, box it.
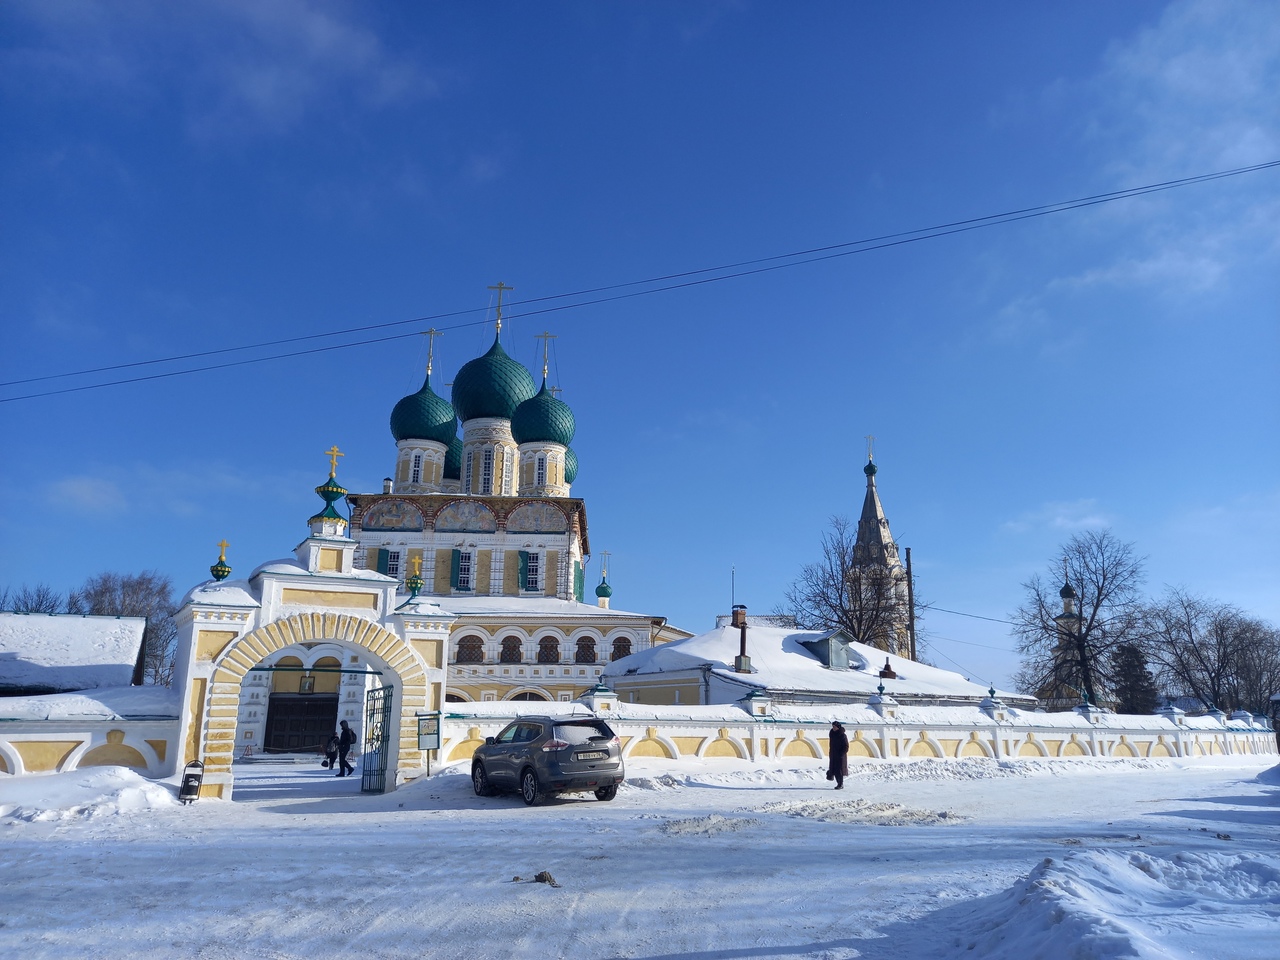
[610,736,620,748]
[542,738,570,752]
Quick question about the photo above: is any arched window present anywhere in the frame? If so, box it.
[464,451,473,494]
[510,691,549,701]
[503,447,514,495]
[536,454,546,487]
[456,636,484,663]
[575,638,597,664]
[610,638,632,661]
[538,637,560,663]
[500,637,523,663]
[481,448,493,495]
[411,453,422,484]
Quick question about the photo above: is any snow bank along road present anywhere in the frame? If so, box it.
[2,756,1278,960]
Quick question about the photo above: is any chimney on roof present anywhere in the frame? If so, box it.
[731,604,751,673]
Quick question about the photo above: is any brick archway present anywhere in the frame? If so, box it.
[191,613,428,796]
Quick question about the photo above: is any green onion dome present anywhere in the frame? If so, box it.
[511,380,575,446]
[443,436,463,480]
[864,459,878,477]
[564,446,578,485]
[450,334,537,422]
[595,575,612,599]
[390,373,458,444]
[1059,580,1077,600]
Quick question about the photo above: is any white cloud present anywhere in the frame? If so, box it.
[1001,499,1112,535]
[48,476,127,513]
[4,0,440,140]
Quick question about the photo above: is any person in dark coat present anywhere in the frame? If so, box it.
[336,720,357,778]
[826,721,849,790]
[322,734,340,769]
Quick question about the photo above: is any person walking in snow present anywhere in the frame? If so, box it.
[826,721,849,790]
[336,720,357,778]
[322,733,340,770]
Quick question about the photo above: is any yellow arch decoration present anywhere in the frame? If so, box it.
[195,612,427,787]
[448,726,486,763]
[782,734,819,758]
[908,737,941,758]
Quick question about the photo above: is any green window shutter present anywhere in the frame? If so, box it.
[518,551,529,591]
[450,549,461,589]
[574,561,584,602]
[373,549,387,575]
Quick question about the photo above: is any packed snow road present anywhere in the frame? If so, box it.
[2,756,1277,960]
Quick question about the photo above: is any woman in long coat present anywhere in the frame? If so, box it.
[826,721,849,790]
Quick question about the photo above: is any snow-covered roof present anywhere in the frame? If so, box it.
[181,578,261,608]
[0,684,180,720]
[250,558,395,582]
[603,624,1026,704]
[433,595,663,621]
[0,612,145,694]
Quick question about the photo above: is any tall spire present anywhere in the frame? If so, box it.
[855,449,900,570]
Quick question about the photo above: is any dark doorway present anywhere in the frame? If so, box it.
[263,694,339,753]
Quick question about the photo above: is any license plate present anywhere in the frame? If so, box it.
[576,751,607,761]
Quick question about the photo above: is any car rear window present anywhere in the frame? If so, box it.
[553,721,613,745]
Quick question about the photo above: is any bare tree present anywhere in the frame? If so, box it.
[68,571,178,686]
[1011,529,1146,708]
[1145,589,1280,715]
[782,515,912,654]
[4,583,67,614]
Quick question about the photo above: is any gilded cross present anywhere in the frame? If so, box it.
[600,550,611,579]
[325,444,344,477]
[411,555,423,577]
[217,539,229,562]
[488,281,513,333]
[864,434,876,462]
[535,330,557,380]
[421,327,442,376]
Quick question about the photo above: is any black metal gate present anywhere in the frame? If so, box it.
[361,685,394,794]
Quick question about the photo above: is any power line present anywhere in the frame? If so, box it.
[4,159,1276,403]
[929,606,1015,626]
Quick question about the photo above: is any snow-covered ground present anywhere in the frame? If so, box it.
[2,756,1277,959]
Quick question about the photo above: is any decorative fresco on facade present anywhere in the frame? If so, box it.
[435,500,498,533]
[360,499,425,532]
[505,501,569,534]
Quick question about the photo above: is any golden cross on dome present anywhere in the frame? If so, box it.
[488,281,513,333]
[600,550,611,578]
[534,330,557,380]
[325,445,344,477]
[410,555,423,577]
[864,434,876,461]
[421,327,442,376]
[217,540,229,562]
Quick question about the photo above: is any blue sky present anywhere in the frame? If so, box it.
[2,1,1277,689]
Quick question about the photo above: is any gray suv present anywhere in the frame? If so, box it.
[471,716,625,805]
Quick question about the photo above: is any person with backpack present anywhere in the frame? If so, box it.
[336,719,358,778]
[322,733,340,769]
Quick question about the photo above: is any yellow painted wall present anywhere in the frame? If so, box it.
[280,588,378,610]
[197,630,239,661]
[313,657,342,694]
[15,741,81,772]
[434,549,452,593]
[544,550,559,596]
[272,657,304,692]
[0,753,7,774]
[81,742,148,769]
[476,550,491,596]
[630,739,672,758]
[672,737,703,755]
[185,678,207,764]
[411,638,443,670]
[938,738,961,758]
[318,548,342,572]
[782,737,818,758]
[503,550,520,595]
[145,739,168,763]
[705,739,741,758]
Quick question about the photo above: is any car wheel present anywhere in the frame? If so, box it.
[520,768,545,806]
[472,763,492,797]
[594,784,618,802]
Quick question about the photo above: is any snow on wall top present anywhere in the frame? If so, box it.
[603,624,1025,702]
[0,612,144,693]
[0,684,180,720]
[432,595,659,620]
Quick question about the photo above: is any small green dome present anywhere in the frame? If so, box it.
[1059,580,1077,600]
[595,575,612,599]
[390,373,458,444]
[451,334,537,422]
[511,381,575,446]
[864,459,877,477]
[443,436,463,480]
[564,446,578,485]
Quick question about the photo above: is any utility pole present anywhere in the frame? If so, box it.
[905,546,917,662]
